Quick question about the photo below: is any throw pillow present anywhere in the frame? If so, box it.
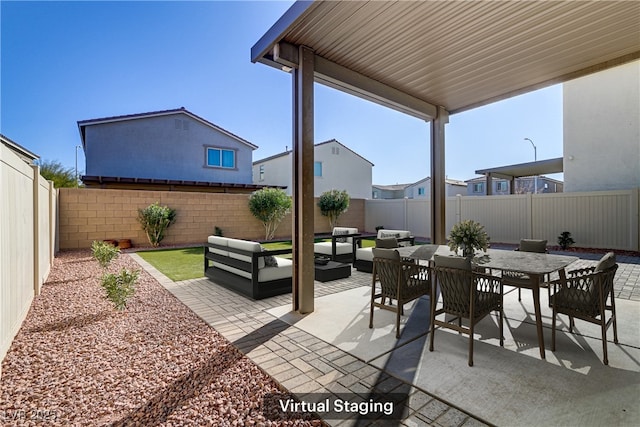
[380,232,401,240]
[375,237,398,248]
[260,246,279,267]
[333,229,349,243]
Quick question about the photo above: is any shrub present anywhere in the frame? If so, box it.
[91,240,120,269]
[214,226,224,237]
[557,231,575,250]
[101,268,139,311]
[447,220,490,256]
[137,202,177,247]
[318,189,350,230]
[248,188,292,240]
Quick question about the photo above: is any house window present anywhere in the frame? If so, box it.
[314,161,322,177]
[418,187,425,196]
[259,165,264,181]
[473,183,484,193]
[331,146,339,155]
[206,147,235,168]
[373,190,379,199]
[497,181,508,192]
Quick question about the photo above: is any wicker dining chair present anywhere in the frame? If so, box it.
[551,252,618,365]
[370,248,431,339]
[430,254,503,366]
[502,239,548,301]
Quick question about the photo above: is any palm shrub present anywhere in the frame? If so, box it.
[318,189,350,230]
[248,188,292,240]
[137,202,177,247]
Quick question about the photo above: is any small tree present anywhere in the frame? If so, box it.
[137,202,177,247]
[91,240,120,269]
[557,231,575,250]
[248,188,292,240]
[318,189,350,229]
[38,159,78,188]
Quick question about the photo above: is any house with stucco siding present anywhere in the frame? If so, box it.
[252,139,373,199]
[78,107,262,192]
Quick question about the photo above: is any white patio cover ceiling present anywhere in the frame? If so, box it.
[252,1,640,117]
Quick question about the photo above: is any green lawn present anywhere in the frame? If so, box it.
[137,246,204,281]
[136,238,379,281]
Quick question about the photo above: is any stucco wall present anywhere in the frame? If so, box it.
[58,188,365,249]
[84,112,254,184]
[563,60,640,192]
[253,140,373,198]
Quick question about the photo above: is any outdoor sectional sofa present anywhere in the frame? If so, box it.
[204,236,293,300]
[354,229,415,273]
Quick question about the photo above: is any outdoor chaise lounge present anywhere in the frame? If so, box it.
[204,236,293,300]
[354,229,415,273]
[313,227,360,263]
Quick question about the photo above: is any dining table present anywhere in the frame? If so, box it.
[397,244,579,359]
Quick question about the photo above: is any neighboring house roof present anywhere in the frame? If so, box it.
[474,157,563,180]
[466,175,564,184]
[77,107,258,150]
[0,133,39,163]
[81,175,284,192]
[253,138,374,166]
[372,183,411,191]
[374,177,466,189]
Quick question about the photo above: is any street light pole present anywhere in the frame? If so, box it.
[75,145,82,187]
[524,137,537,194]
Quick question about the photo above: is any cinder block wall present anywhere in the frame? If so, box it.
[58,188,365,249]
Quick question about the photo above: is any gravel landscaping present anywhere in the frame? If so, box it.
[0,250,320,426]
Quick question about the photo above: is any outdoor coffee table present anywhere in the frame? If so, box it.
[315,260,352,282]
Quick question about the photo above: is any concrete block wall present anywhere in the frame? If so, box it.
[58,188,365,249]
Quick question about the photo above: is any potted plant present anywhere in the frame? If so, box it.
[447,220,490,257]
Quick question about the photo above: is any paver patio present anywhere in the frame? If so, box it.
[131,250,640,426]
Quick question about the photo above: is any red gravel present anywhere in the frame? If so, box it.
[0,250,321,426]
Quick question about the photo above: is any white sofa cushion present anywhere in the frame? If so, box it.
[226,238,265,269]
[332,227,358,244]
[212,257,292,282]
[314,241,354,256]
[377,229,412,246]
[355,247,374,262]
[208,235,229,257]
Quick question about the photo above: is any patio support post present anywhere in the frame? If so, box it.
[291,45,315,313]
[510,176,516,194]
[486,173,493,196]
[430,106,449,244]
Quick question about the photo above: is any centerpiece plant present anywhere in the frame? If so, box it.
[447,220,490,257]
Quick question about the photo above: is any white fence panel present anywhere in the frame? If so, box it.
[1,145,36,373]
[1,144,57,376]
[533,191,639,250]
[365,199,408,231]
[460,195,530,244]
[365,189,639,251]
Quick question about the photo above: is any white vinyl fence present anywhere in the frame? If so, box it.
[366,189,640,251]
[1,144,57,376]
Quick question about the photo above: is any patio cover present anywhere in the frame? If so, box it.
[475,157,563,194]
[251,0,640,312]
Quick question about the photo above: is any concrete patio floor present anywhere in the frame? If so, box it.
[131,251,640,427]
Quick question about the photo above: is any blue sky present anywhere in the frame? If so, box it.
[1,1,563,185]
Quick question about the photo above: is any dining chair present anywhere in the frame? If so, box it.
[551,252,618,365]
[370,248,431,338]
[430,254,503,366]
[503,239,548,301]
